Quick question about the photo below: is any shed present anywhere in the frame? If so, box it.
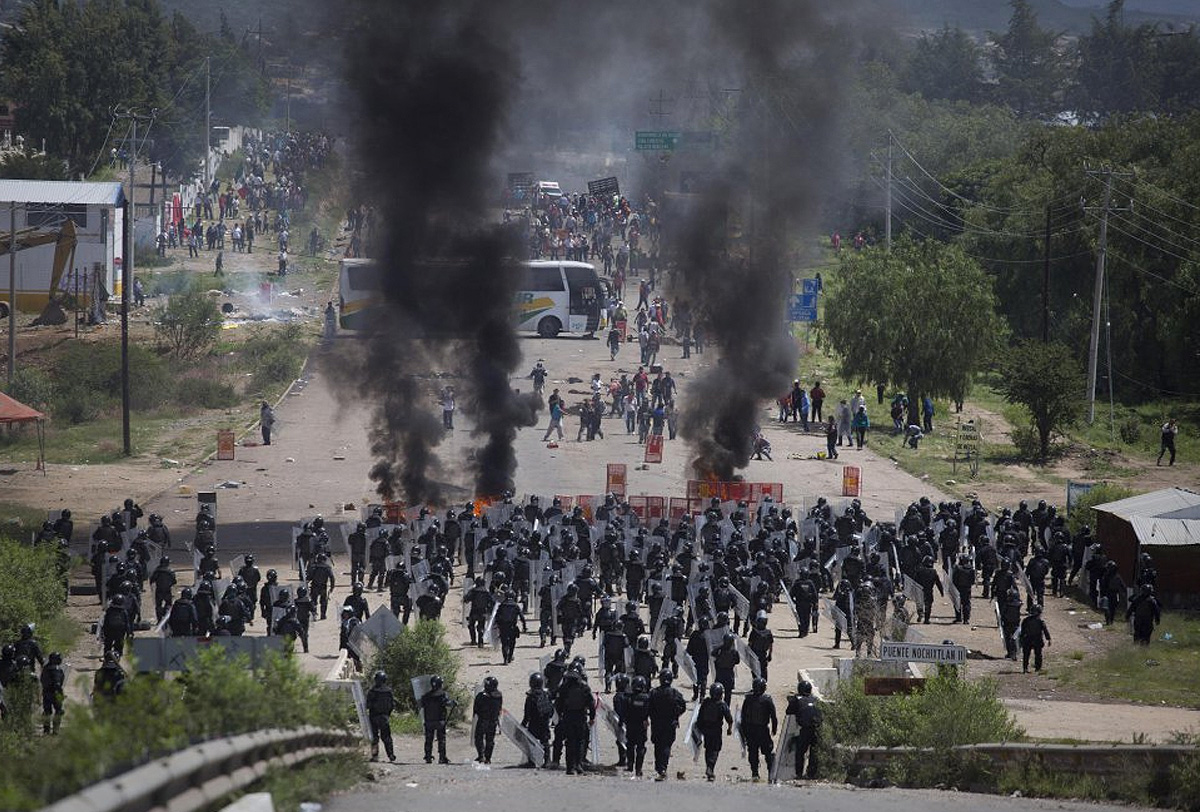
[0,389,45,472]
[1093,487,1200,607]
[0,179,125,312]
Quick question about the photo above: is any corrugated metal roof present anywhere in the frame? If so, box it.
[1158,505,1200,521]
[1129,515,1200,548]
[0,179,124,206]
[1093,487,1200,520]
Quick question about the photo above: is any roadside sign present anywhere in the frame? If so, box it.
[880,640,967,665]
[801,278,820,295]
[587,176,620,197]
[841,465,861,497]
[644,434,664,464]
[216,430,236,461]
[1066,481,1096,516]
[636,131,680,151]
[606,463,628,497]
[953,418,981,477]
[788,293,818,322]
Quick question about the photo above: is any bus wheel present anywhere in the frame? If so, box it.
[537,316,561,338]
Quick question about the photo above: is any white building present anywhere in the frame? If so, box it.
[0,179,125,311]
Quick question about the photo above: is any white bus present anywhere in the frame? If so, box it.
[337,257,609,337]
[516,260,608,337]
[337,257,383,330]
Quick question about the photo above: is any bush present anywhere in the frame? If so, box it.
[1067,483,1136,535]
[153,290,222,360]
[174,375,238,409]
[0,646,354,810]
[3,367,55,413]
[827,671,1023,751]
[49,343,176,421]
[370,620,462,715]
[1170,750,1200,812]
[1118,415,1144,446]
[148,270,202,297]
[0,536,69,650]
[1009,425,1043,460]
[240,324,306,394]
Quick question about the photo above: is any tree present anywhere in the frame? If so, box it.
[822,238,1003,412]
[995,340,1084,460]
[1073,0,1159,122]
[0,0,269,178]
[153,289,221,359]
[903,25,986,104]
[991,0,1065,118]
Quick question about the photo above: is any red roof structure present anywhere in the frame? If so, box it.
[0,390,44,423]
[0,390,46,471]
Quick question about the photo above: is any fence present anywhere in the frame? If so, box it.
[43,726,359,812]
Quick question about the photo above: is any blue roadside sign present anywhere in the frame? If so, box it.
[802,278,820,295]
[787,294,818,322]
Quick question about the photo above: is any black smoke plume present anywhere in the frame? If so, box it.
[667,1,866,480]
[337,1,539,502]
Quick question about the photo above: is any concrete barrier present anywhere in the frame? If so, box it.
[220,792,274,812]
[845,742,1199,778]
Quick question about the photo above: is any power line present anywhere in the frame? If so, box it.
[1104,247,1199,295]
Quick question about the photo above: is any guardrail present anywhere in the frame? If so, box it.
[846,742,1199,777]
[42,726,360,812]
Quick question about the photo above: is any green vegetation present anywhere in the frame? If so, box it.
[0,536,71,650]
[0,646,354,811]
[822,670,1022,788]
[1066,482,1136,535]
[822,239,1002,415]
[826,670,1023,752]
[0,1,267,178]
[238,323,311,399]
[826,669,1199,809]
[1054,612,1200,709]
[995,341,1085,460]
[370,620,465,719]
[243,753,367,812]
[153,289,223,360]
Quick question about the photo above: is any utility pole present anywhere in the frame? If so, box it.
[113,106,155,456]
[1083,168,1132,425]
[204,56,211,192]
[1042,203,1051,342]
[124,115,136,456]
[7,202,14,387]
[885,132,893,253]
[285,60,292,133]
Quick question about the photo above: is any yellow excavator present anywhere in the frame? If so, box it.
[0,220,78,324]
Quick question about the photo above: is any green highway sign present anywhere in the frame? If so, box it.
[636,131,680,151]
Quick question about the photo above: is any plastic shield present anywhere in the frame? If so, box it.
[822,598,849,636]
[650,597,677,648]
[769,713,798,783]
[730,586,751,619]
[676,649,699,685]
[734,635,761,680]
[350,679,373,742]
[411,674,434,726]
[685,701,702,761]
[482,601,501,648]
[733,706,746,757]
[597,693,625,746]
[499,710,543,767]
